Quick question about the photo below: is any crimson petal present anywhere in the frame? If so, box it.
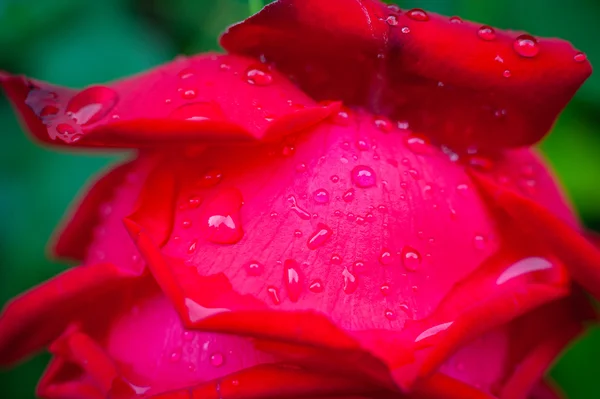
[1,54,339,148]
[0,262,146,365]
[221,0,591,150]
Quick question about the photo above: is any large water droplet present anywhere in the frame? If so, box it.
[169,102,226,122]
[307,223,333,250]
[351,165,376,188]
[449,16,463,24]
[513,34,539,58]
[313,189,330,204]
[401,246,422,271]
[407,9,429,21]
[342,268,358,294]
[66,86,118,125]
[477,26,496,41]
[287,195,311,220]
[201,188,244,244]
[284,259,304,302]
[246,65,273,86]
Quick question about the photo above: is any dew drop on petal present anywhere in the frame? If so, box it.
[210,352,224,367]
[473,234,487,250]
[407,8,429,21]
[309,279,324,293]
[66,86,119,126]
[380,284,390,296]
[313,188,330,204]
[342,188,355,202]
[449,16,463,23]
[405,134,433,155]
[246,65,273,86]
[574,52,587,63]
[170,102,226,122]
[351,165,376,188]
[201,188,244,244]
[342,268,358,294]
[330,254,342,265]
[513,34,539,58]
[379,249,394,265]
[245,261,264,276]
[307,223,333,250]
[477,26,496,41]
[401,26,411,34]
[385,309,397,321]
[401,246,422,272]
[386,15,399,26]
[283,259,304,302]
[267,286,281,305]
[287,195,311,220]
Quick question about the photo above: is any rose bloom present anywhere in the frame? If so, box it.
[0,0,598,398]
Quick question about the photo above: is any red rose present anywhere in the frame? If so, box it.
[0,1,597,398]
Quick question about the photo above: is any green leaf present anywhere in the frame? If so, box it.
[249,0,264,14]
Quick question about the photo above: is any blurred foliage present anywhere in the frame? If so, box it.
[0,0,599,398]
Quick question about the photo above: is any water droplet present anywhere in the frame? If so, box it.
[379,249,394,265]
[401,26,411,34]
[267,286,281,305]
[210,352,224,367]
[342,188,355,202]
[246,65,273,86]
[188,196,202,208]
[374,117,392,132]
[386,15,399,26]
[331,254,342,265]
[356,139,369,151]
[407,8,429,21]
[307,223,333,250]
[449,16,463,24]
[287,195,311,220]
[503,69,511,78]
[182,220,192,229]
[313,189,330,204]
[183,331,194,341]
[513,34,539,58]
[187,239,197,254]
[294,229,303,238]
[408,168,420,180]
[284,259,304,302]
[405,134,433,155]
[170,350,182,363]
[309,279,324,293]
[574,52,587,63]
[333,110,350,125]
[296,163,307,173]
[245,261,264,276]
[352,260,366,274]
[342,268,358,294]
[170,102,226,122]
[385,309,397,321]
[330,175,340,183]
[477,26,496,41]
[201,188,244,244]
[56,123,76,136]
[401,246,422,272]
[178,68,195,79]
[351,165,376,188]
[380,284,390,296]
[66,86,119,125]
[473,235,487,250]
[179,88,198,100]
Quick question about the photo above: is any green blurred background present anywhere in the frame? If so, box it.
[0,0,599,397]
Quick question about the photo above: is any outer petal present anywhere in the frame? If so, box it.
[221,0,591,150]
[52,159,136,262]
[123,112,571,390]
[0,262,146,365]
[0,54,338,148]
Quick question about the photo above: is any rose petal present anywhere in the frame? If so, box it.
[123,112,572,390]
[470,169,600,300]
[221,0,591,150]
[0,54,339,148]
[52,159,135,262]
[0,262,146,365]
